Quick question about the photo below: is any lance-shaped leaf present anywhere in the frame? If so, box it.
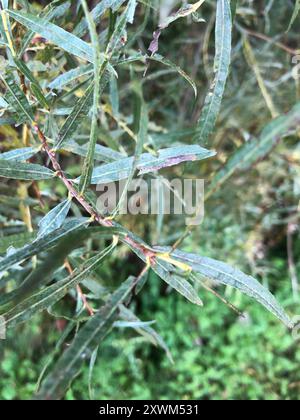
[74,0,127,37]
[0,231,90,307]
[111,91,148,217]
[61,140,124,163]
[55,69,110,150]
[89,145,215,184]
[163,248,293,328]
[54,82,93,149]
[0,72,34,123]
[206,102,300,198]
[18,0,71,56]
[193,0,232,146]
[152,258,203,306]
[287,0,300,31]
[0,146,38,162]
[7,9,94,63]
[79,0,106,194]
[36,276,137,400]
[0,160,54,181]
[37,199,72,239]
[48,64,93,90]
[1,242,117,329]
[13,57,49,109]
[106,0,137,56]
[0,219,88,277]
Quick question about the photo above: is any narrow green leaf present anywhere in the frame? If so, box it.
[148,0,206,55]
[13,57,49,108]
[159,0,205,29]
[36,276,137,400]
[287,0,300,31]
[193,0,232,145]
[79,0,105,194]
[0,72,34,122]
[124,233,203,306]
[55,69,110,150]
[7,9,94,63]
[61,140,124,163]
[153,258,203,306]
[89,145,215,184]
[0,147,38,161]
[88,346,98,400]
[74,0,127,38]
[109,73,119,116]
[1,232,88,307]
[0,219,88,276]
[38,199,72,239]
[0,160,54,181]
[206,102,300,198]
[167,248,294,328]
[18,0,71,56]
[106,0,137,56]
[111,92,148,217]
[48,64,93,90]
[54,82,93,149]
[1,243,117,329]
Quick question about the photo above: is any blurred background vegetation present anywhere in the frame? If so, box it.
[0,0,300,400]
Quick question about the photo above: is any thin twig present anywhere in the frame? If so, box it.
[242,27,299,56]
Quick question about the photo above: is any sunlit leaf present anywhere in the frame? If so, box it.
[0,147,38,161]
[89,145,215,184]
[48,64,93,90]
[7,9,95,62]
[37,199,72,238]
